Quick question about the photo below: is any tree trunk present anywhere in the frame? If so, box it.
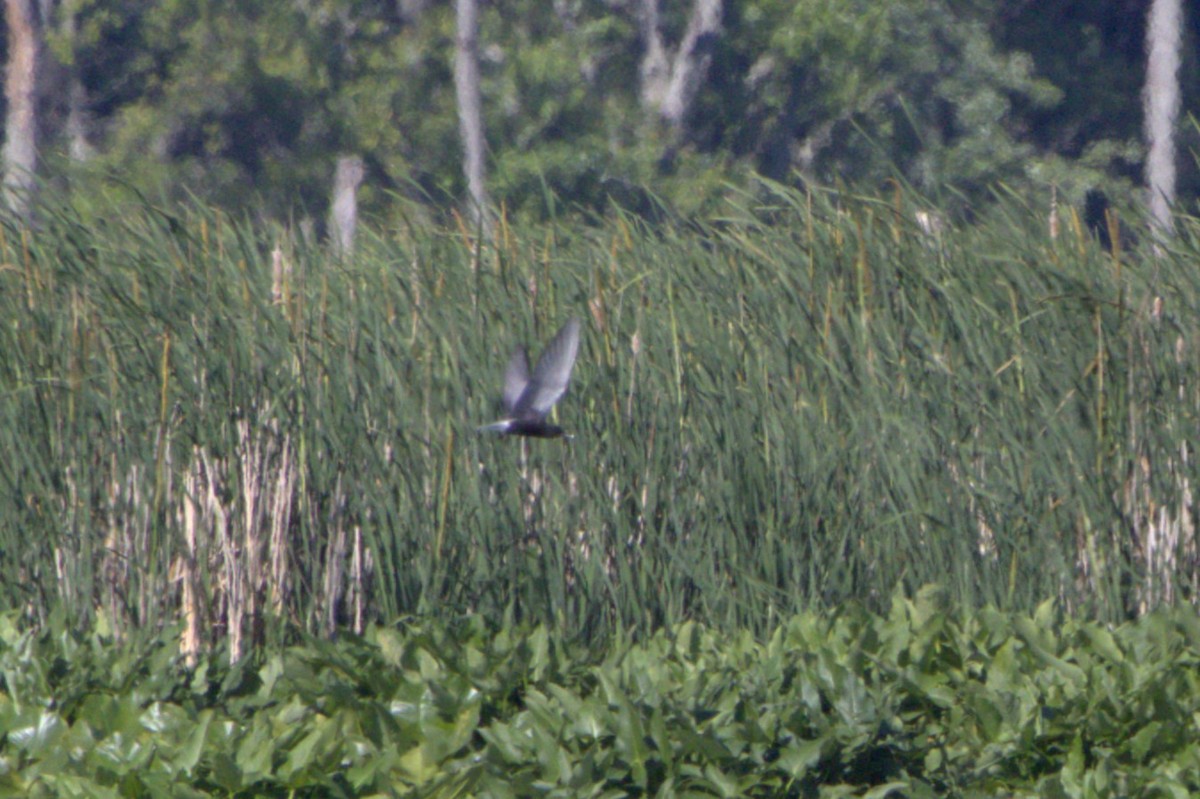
[454,0,491,231]
[635,0,722,167]
[66,78,94,162]
[60,3,94,163]
[329,154,364,257]
[636,0,670,112]
[3,0,41,221]
[1143,0,1182,235]
[659,0,722,132]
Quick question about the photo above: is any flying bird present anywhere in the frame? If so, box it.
[478,317,581,438]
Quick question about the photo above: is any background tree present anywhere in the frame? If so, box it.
[3,0,41,219]
[637,0,722,165]
[454,0,489,229]
[3,0,1197,226]
[329,153,363,256]
[993,0,1198,226]
[53,0,424,219]
[1144,0,1183,233]
[703,1,1070,211]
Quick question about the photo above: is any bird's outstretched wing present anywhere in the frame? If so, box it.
[512,317,580,419]
[502,348,530,415]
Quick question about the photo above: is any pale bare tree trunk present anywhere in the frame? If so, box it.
[454,0,491,231]
[636,0,722,151]
[60,6,94,162]
[637,0,670,112]
[1144,0,1182,234]
[329,154,364,257]
[66,80,94,162]
[3,0,41,220]
[659,0,721,132]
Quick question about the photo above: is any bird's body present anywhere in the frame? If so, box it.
[477,417,568,438]
[478,318,580,439]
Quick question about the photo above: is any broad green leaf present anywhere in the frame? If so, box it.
[172,709,213,775]
[861,781,909,799]
[775,737,825,778]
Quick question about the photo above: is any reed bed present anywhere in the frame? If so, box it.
[1,186,1199,653]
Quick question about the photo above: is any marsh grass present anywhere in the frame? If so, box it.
[2,185,1200,652]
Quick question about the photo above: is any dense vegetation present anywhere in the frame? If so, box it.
[3,184,1200,647]
[5,2,1200,794]
[28,0,1200,221]
[3,169,1200,793]
[2,593,1199,796]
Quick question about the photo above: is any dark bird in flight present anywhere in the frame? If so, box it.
[478,317,581,438]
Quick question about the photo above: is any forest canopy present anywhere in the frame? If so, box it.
[5,0,1199,226]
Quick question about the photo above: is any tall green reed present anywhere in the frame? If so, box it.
[1,185,1198,655]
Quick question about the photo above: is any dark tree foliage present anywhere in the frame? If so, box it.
[996,0,1200,205]
[5,0,1195,222]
